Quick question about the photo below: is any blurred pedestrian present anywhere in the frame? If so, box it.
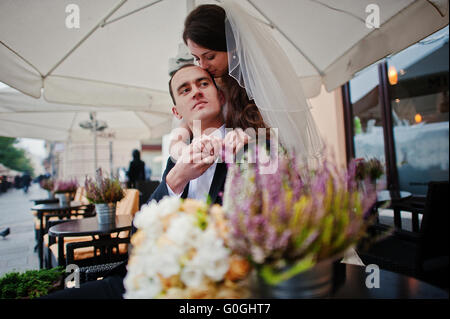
[127,149,145,188]
[21,171,31,194]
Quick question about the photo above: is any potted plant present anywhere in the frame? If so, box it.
[355,157,385,189]
[39,178,55,198]
[53,178,78,206]
[222,150,378,298]
[0,267,65,299]
[84,168,125,224]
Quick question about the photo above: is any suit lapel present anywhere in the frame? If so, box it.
[181,183,189,199]
[208,163,228,204]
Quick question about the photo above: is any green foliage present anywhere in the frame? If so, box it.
[0,136,35,176]
[0,267,64,299]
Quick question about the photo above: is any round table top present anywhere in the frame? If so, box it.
[48,215,133,237]
[30,198,59,205]
[31,201,88,212]
[376,190,412,203]
[332,264,448,299]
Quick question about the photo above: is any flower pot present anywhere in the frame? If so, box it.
[47,191,55,199]
[55,193,71,206]
[256,258,337,299]
[95,203,116,224]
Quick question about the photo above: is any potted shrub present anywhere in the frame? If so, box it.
[0,267,65,299]
[222,150,378,298]
[53,178,78,206]
[84,168,125,224]
[355,157,385,189]
[39,178,55,198]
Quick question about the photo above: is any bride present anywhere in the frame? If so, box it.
[171,0,324,162]
[180,0,363,266]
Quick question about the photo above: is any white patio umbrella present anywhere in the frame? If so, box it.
[0,0,448,104]
[0,86,173,170]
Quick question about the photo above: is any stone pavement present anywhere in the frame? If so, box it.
[0,183,47,277]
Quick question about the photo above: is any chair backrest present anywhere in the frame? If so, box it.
[116,189,140,217]
[419,181,449,261]
[74,186,88,203]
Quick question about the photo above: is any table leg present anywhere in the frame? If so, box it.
[393,207,402,229]
[58,237,65,267]
[38,212,43,269]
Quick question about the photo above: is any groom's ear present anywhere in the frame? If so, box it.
[172,107,182,120]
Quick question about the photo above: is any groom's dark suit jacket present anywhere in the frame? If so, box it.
[149,157,228,205]
[105,156,229,282]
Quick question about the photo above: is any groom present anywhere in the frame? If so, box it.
[149,63,229,205]
[42,64,233,299]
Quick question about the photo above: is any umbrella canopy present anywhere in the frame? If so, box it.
[0,0,448,104]
[0,87,173,142]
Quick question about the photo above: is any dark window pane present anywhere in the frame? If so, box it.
[388,26,449,195]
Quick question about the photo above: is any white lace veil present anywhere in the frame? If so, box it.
[222,0,324,160]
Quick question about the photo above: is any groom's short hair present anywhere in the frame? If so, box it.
[168,64,219,105]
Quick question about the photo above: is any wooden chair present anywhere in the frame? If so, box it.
[34,187,93,254]
[46,189,139,268]
[357,181,449,290]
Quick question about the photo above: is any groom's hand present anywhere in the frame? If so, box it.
[166,134,221,194]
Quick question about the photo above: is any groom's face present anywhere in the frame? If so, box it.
[170,65,224,126]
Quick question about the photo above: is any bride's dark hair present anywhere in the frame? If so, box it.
[183,4,268,134]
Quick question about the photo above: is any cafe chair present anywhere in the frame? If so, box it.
[46,189,139,268]
[358,181,449,290]
[33,187,94,256]
[136,180,160,208]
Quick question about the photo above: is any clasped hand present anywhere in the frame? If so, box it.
[166,129,250,194]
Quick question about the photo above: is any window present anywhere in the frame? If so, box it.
[343,26,449,196]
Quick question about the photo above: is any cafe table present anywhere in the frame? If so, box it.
[48,215,133,267]
[30,197,59,205]
[331,264,448,299]
[31,201,89,269]
[253,263,448,299]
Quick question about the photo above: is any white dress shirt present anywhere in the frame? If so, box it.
[167,125,225,203]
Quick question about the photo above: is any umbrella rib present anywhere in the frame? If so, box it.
[0,40,43,78]
[67,112,79,138]
[44,0,128,78]
[308,0,366,24]
[246,0,324,76]
[102,0,164,27]
[134,111,154,136]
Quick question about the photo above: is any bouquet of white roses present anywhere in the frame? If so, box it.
[123,197,251,299]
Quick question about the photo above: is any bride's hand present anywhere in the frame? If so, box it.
[223,128,251,162]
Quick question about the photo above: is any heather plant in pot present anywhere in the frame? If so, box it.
[53,178,78,206]
[84,168,125,224]
[223,150,378,298]
[355,157,385,188]
[39,178,55,198]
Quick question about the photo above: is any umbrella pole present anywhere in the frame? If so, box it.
[91,112,98,172]
[109,141,113,177]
